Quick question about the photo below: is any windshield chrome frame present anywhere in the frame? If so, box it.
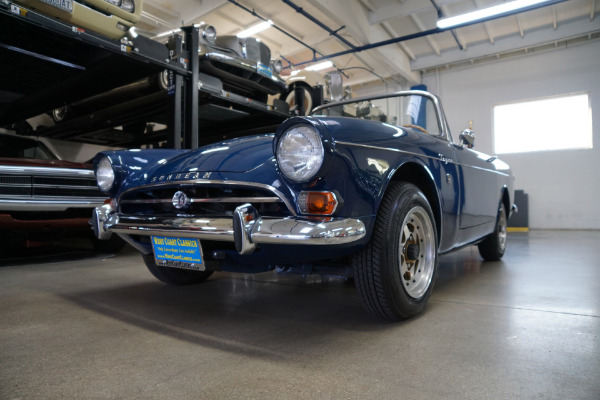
[310,90,454,144]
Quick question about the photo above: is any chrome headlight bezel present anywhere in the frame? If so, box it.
[96,156,115,193]
[202,25,217,43]
[275,121,328,183]
[272,59,283,74]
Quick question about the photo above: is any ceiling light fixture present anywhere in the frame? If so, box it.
[237,20,273,38]
[437,0,563,29]
[305,60,333,71]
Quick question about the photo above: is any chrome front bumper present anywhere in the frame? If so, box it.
[92,203,366,255]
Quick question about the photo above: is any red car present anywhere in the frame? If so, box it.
[0,133,123,251]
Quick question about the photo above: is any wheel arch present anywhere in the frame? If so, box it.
[387,162,442,245]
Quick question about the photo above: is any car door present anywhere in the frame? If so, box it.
[453,145,503,243]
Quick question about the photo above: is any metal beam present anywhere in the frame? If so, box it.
[368,0,462,25]
[412,16,600,70]
[305,0,420,84]
[281,0,356,49]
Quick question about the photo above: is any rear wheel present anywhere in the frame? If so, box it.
[478,204,507,261]
[142,252,213,285]
[353,182,438,321]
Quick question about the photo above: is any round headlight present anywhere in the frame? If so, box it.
[202,25,217,43]
[96,156,115,193]
[277,125,324,182]
[272,59,283,74]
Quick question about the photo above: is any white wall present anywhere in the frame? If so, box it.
[422,39,600,230]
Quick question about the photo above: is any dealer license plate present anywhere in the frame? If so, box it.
[151,236,204,271]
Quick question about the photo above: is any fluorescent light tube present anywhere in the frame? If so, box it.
[237,20,273,38]
[437,0,558,29]
[305,60,333,71]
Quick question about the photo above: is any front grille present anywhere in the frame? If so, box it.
[119,183,292,218]
[0,173,103,199]
[243,38,271,65]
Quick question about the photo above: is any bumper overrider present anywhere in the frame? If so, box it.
[92,203,366,256]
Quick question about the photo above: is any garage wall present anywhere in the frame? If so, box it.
[422,39,600,230]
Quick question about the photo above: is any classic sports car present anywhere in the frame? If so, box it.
[13,0,142,40]
[0,132,124,251]
[91,90,515,321]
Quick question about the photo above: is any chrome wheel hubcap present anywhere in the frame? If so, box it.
[399,206,435,299]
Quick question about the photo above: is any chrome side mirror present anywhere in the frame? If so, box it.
[459,129,475,149]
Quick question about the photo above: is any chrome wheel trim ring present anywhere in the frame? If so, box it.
[498,206,507,252]
[398,206,436,299]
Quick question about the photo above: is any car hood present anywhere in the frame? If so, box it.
[150,135,275,178]
[0,157,92,170]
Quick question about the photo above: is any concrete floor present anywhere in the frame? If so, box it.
[1,230,599,399]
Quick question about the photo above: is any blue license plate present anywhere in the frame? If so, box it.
[257,62,272,78]
[151,236,204,271]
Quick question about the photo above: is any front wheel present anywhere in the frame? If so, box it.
[478,204,507,261]
[142,252,213,285]
[353,182,438,321]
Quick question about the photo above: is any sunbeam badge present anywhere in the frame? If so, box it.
[172,191,189,209]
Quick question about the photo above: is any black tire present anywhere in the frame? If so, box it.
[353,182,438,321]
[90,234,126,253]
[280,84,315,115]
[142,252,213,286]
[478,204,507,261]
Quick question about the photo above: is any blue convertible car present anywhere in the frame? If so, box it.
[92,90,515,321]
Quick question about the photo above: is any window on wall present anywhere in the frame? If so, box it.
[493,92,593,154]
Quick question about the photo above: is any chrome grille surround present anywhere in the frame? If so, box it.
[117,179,296,217]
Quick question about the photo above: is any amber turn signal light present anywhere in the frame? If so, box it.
[298,191,338,215]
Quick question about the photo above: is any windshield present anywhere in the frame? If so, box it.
[0,135,57,160]
[312,92,445,138]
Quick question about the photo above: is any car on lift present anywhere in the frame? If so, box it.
[12,0,143,40]
[91,90,515,321]
[47,23,287,124]
[195,24,287,103]
[0,132,124,251]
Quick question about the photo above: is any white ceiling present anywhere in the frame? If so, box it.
[137,0,600,90]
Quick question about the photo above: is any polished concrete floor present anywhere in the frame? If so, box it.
[1,230,599,399]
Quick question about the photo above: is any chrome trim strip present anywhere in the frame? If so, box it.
[120,196,282,205]
[0,166,94,177]
[336,141,510,176]
[0,184,99,190]
[0,198,105,211]
[119,179,297,216]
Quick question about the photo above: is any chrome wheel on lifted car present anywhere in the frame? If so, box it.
[353,182,438,321]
